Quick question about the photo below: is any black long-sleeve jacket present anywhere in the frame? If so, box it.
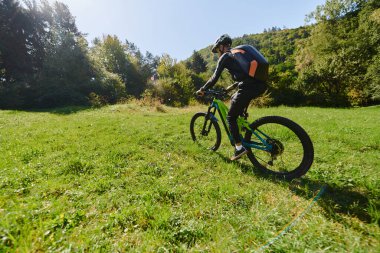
[202,50,248,90]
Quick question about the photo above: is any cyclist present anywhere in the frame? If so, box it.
[196,34,268,161]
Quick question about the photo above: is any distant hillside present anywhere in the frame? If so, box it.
[189,26,312,105]
[189,0,380,108]
[195,26,311,72]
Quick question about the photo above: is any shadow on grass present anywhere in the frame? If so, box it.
[215,151,377,226]
[288,179,378,225]
[24,106,92,115]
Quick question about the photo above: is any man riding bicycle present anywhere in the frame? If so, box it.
[196,34,268,161]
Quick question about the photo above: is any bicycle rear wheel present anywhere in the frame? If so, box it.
[245,116,314,180]
[190,112,221,151]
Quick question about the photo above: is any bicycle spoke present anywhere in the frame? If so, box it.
[190,113,221,151]
[249,122,305,173]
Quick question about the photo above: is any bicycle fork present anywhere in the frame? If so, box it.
[202,107,218,136]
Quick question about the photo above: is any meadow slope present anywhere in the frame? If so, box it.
[0,104,379,252]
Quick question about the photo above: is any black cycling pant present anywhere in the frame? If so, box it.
[227,79,267,144]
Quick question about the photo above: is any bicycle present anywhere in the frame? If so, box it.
[190,89,314,180]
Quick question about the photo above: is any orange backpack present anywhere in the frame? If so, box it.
[231,45,269,82]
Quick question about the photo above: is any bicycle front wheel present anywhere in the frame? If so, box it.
[245,116,314,180]
[190,112,221,151]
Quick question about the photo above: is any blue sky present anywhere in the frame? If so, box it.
[49,0,326,60]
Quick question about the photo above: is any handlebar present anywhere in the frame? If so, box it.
[196,89,229,100]
[196,82,239,99]
[204,89,228,96]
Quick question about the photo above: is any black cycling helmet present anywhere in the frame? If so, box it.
[212,34,232,53]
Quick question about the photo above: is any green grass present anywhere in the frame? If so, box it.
[0,103,379,252]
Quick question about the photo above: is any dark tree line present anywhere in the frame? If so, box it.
[1,0,379,109]
[0,0,159,109]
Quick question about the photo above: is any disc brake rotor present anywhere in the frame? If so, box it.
[267,139,284,164]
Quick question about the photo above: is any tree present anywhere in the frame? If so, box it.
[33,1,125,107]
[296,0,379,106]
[32,1,89,107]
[366,54,380,103]
[363,4,380,104]
[153,54,194,106]
[0,0,38,82]
[0,0,49,107]
[91,35,128,83]
[188,50,207,74]
[124,40,159,97]
[306,0,367,22]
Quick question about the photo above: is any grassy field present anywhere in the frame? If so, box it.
[0,103,379,252]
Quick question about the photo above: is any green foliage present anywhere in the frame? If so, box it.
[197,27,311,106]
[186,51,207,74]
[30,2,126,108]
[91,35,128,84]
[35,34,92,107]
[88,35,129,102]
[307,0,367,22]
[192,0,379,107]
[297,0,380,106]
[0,0,129,108]
[0,0,42,82]
[1,0,379,108]
[124,40,159,97]
[152,54,195,106]
[366,53,380,103]
[0,0,48,108]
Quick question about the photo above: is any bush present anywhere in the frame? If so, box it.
[347,88,368,106]
[154,55,195,107]
[251,91,274,108]
[270,87,306,106]
[88,92,107,108]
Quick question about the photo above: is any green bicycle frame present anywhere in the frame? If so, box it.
[207,98,272,151]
